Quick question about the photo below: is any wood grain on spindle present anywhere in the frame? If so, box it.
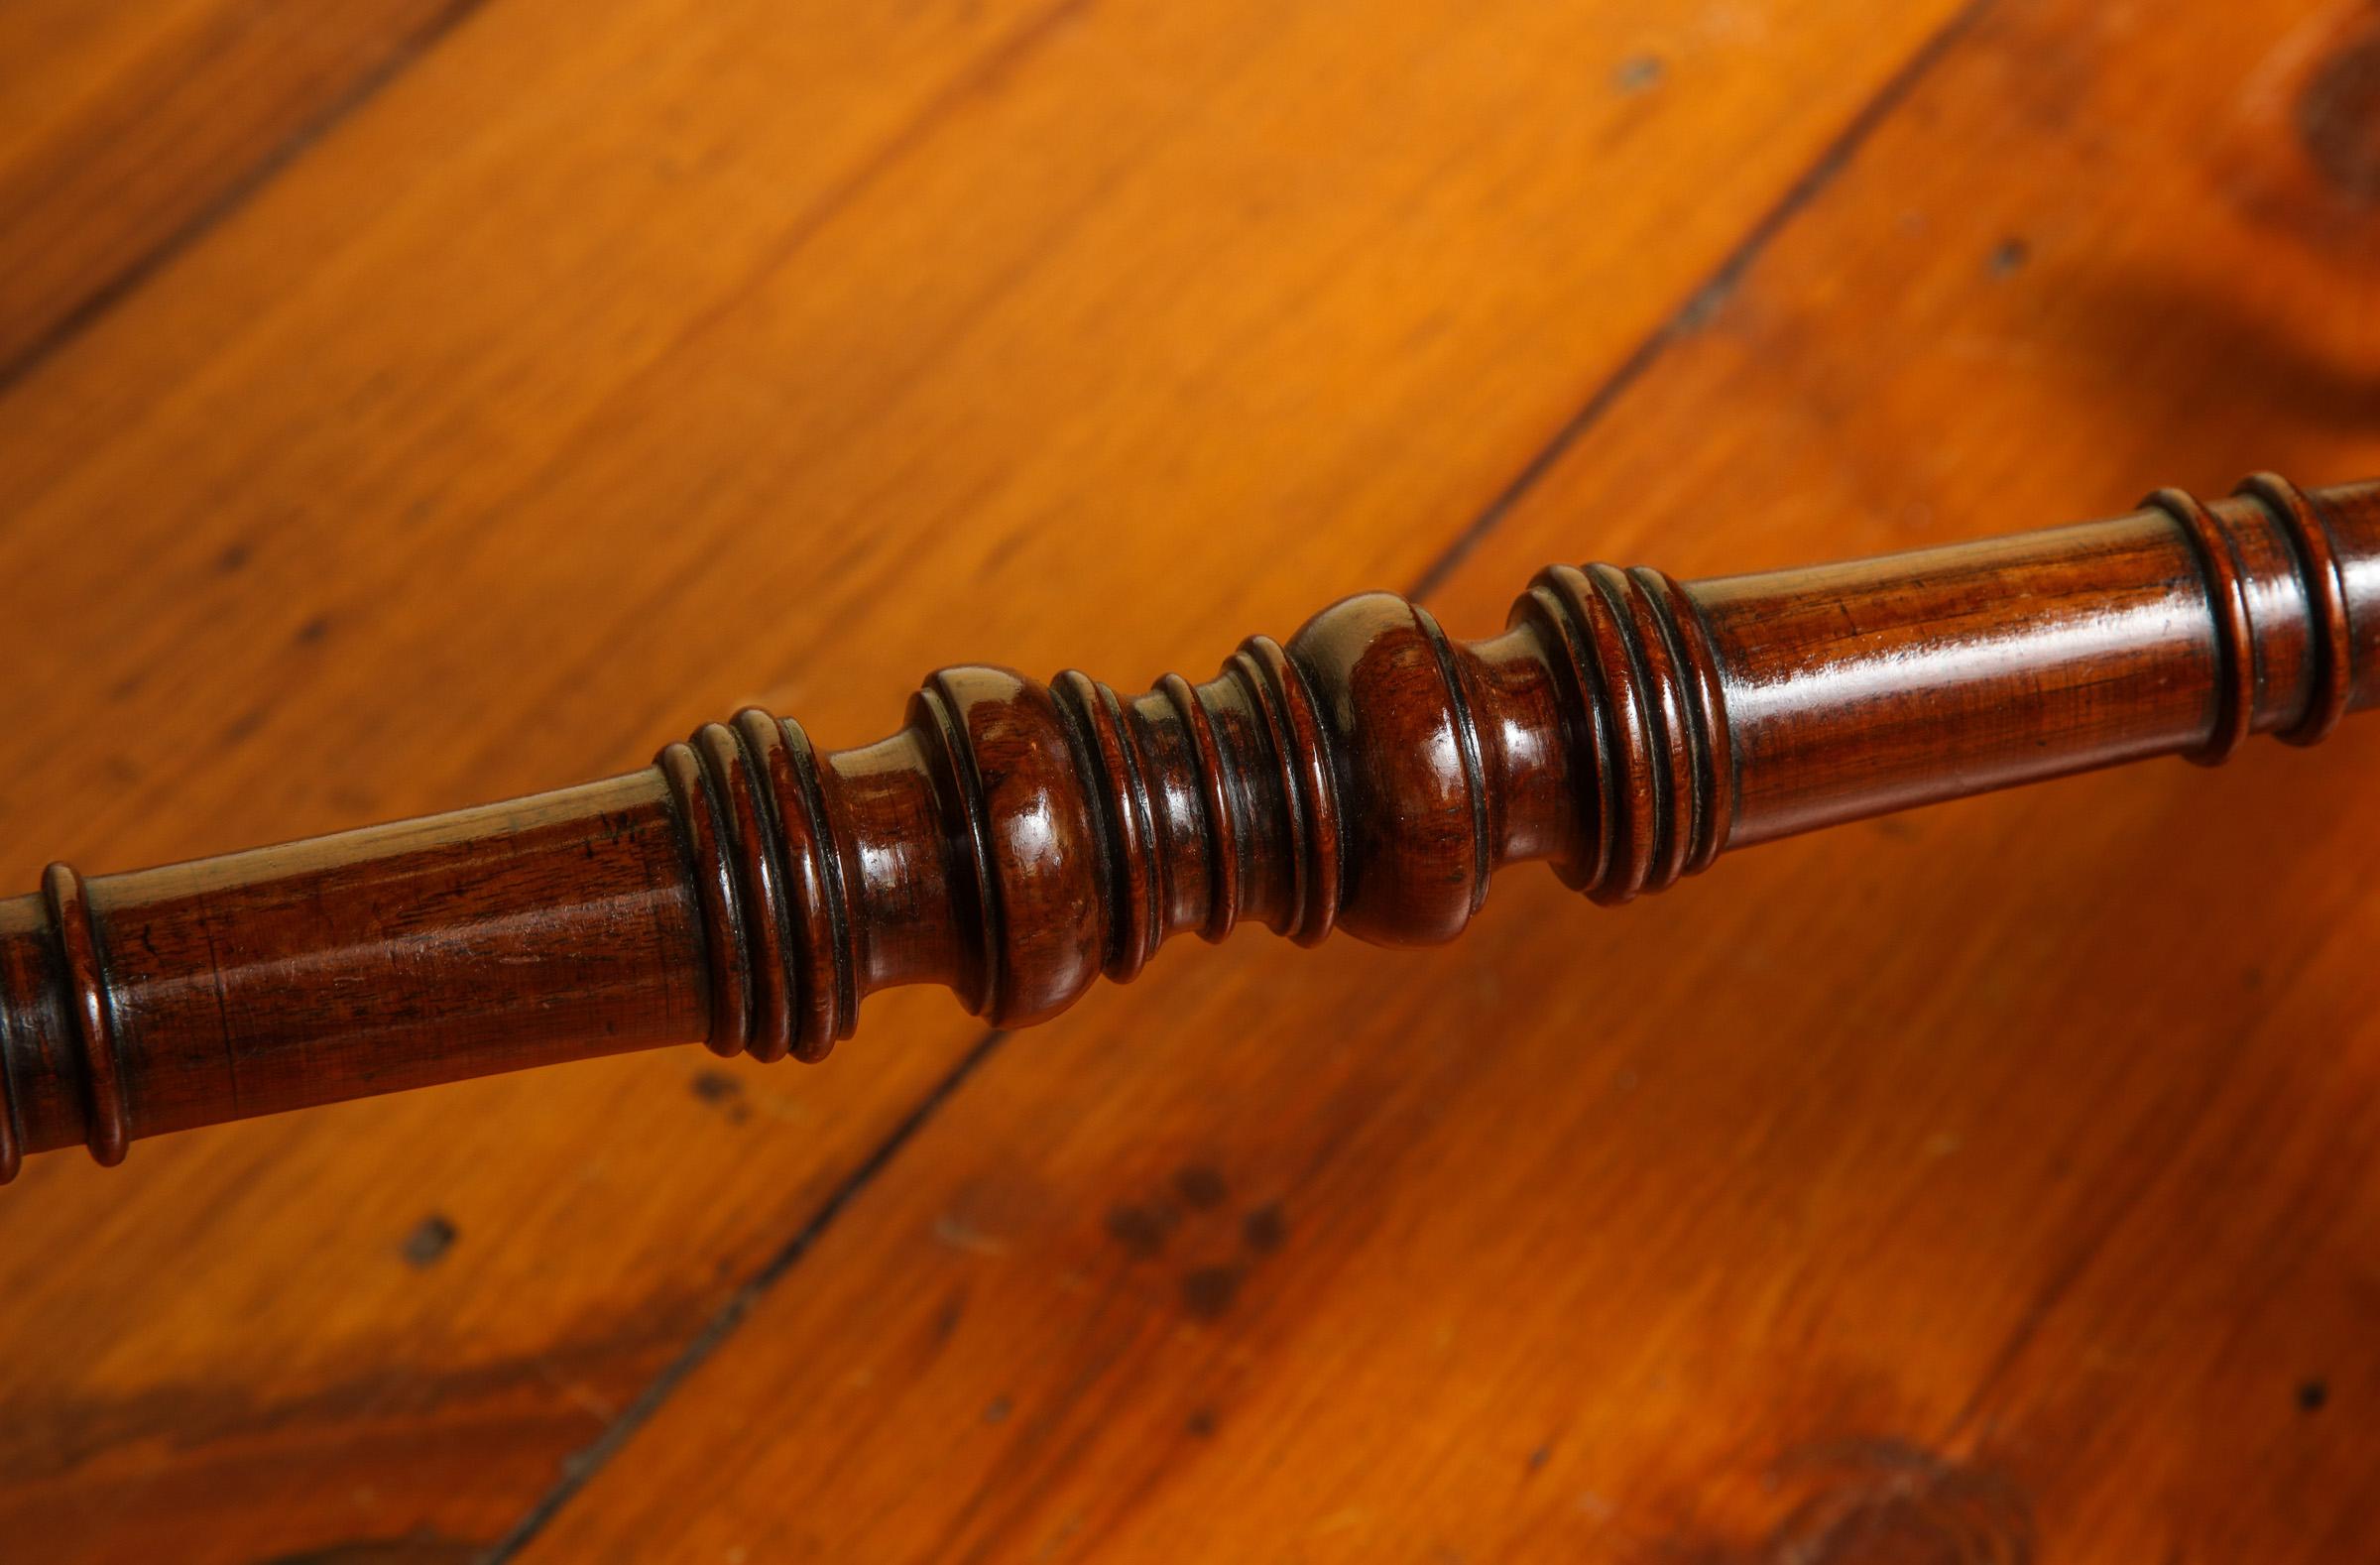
[2,474,2369,1176]
[0,544,1752,1175]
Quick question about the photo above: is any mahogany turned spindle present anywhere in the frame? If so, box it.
[1,473,2375,1183]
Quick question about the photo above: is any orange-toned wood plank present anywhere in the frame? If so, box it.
[509,3,2380,1561]
[0,0,488,384]
[0,0,1973,1558]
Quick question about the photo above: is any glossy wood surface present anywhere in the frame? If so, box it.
[4,1,2379,1560]
[2,476,2375,1173]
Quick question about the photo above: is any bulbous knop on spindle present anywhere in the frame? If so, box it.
[646,562,1734,1051]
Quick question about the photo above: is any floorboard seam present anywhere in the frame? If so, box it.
[0,0,499,402]
[482,1025,1012,1562]
[475,3,2002,1552]
[1407,0,1998,601]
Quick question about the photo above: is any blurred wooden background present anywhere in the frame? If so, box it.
[2,2,2377,1560]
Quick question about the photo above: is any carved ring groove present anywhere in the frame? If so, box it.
[1162,672,1242,942]
[1412,606,1492,915]
[1601,564,1694,895]
[0,993,19,1182]
[2149,487,2256,766]
[1234,637,1344,945]
[1635,566,1735,873]
[915,681,1004,1019]
[657,740,753,1058]
[785,715,860,1050]
[1522,571,1619,896]
[697,722,794,1063]
[43,864,130,1166]
[1523,563,1728,905]
[2238,472,2355,748]
[1054,672,1161,982]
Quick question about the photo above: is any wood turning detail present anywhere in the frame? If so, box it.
[0,473,2372,1182]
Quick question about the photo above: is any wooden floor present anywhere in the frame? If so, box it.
[2,2,2377,1559]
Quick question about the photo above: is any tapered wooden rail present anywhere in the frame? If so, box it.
[2,474,2373,1182]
